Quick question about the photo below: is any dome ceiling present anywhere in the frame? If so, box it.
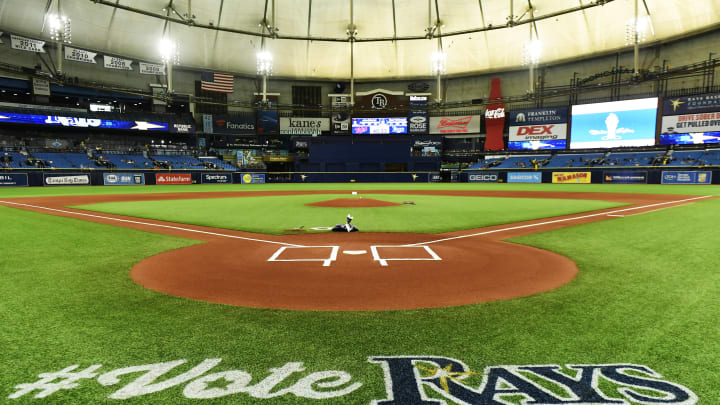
[1,0,719,80]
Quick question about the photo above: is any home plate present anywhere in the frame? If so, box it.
[343,250,367,255]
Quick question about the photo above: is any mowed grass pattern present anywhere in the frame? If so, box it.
[72,194,624,234]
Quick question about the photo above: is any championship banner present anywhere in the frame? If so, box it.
[64,46,97,64]
[408,96,428,134]
[139,62,166,75]
[103,55,133,71]
[484,77,505,150]
[603,171,647,184]
[11,34,45,53]
[43,174,90,186]
[552,172,591,184]
[663,93,720,115]
[0,173,28,187]
[661,112,720,134]
[280,117,329,136]
[32,78,51,96]
[103,173,145,186]
[202,114,214,134]
[661,171,712,185]
[429,116,481,134]
[155,173,192,185]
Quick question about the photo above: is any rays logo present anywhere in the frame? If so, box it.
[372,94,388,109]
[370,356,697,405]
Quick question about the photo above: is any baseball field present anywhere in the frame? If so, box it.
[1,182,719,404]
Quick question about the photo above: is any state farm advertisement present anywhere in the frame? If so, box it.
[155,173,192,185]
[429,116,481,134]
[509,123,568,141]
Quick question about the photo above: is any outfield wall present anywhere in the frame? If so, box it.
[462,169,720,185]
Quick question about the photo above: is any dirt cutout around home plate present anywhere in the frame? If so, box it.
[306,197,403,207]
[0,190,710,311]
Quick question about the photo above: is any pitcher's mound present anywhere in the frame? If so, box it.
[307,198,402,207]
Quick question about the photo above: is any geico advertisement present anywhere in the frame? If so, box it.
[467,172,499,183]
[552,172,591,184]
[509,123,567,141]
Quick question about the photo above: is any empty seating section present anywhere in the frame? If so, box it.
[543,153,604,168]
[199,157,237,171]
[1,151,32,168]
[32,152,91,169]
[495,155,550,169]
[98,154,155,169]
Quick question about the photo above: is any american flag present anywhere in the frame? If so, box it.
[201,71,234,93]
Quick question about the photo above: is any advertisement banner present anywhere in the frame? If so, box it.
[468,172,499,183]
[11,34,45,53]
[103,55,133,70]
[661,112,720,134]
[429,116,481,134]
[32,78,50,96]
[484,77,505,150]
[203,114,213,134]
[241,173,266,184]
[660,132,720,145]
[257,109,278,135]
[169,123,196,134]
[603,171,648,184]
[507,172,541,183]
[0,173,28,187]
[508,140,567,150]
[661,171,712,184]
[212,115,256,135]
[352,118,407,134]
[552,172,591,184]
[570,98,658,149]
[155,173,192,185]
[509,107,568,126]
[331,95,351,135]
[509,123,568,142]
[201,173,233,184]
[408,96,428,134]
[663,93,720,115]
[44,174,90,186]
[103,173,145,186]
[0,111,167,131]
[279,117,329,136]
[64,46,97,63]
[139,62,166,75]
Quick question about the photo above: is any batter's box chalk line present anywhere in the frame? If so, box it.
[267,246,340,267]
[370,245,442,267]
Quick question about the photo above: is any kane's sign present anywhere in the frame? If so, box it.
[7,356,698,403]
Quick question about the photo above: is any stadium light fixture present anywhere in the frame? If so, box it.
[158,38,180,65]
[48,14,72,44]
[430,50,447,75]
[624,16,648,45]
[256,50,273,76]
[521,39,542,66]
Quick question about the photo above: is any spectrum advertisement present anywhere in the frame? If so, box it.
[352,118,407,134]
[507,172,542,183]
[570,98,658,149]
[0,111,168,131]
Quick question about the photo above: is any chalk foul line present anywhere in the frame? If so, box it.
[404,195,713,247]
[0,200,305,248]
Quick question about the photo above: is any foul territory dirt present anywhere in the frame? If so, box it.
[0,190,707,311]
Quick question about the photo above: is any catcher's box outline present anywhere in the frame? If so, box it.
[267,246,340,267]
[370,245,442,267]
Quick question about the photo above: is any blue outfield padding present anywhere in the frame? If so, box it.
[0,173,29,186]
[103,172,145,186]
[661,171,712,184]
[507,172,542,183]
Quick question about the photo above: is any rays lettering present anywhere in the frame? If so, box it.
[7,356,698,404]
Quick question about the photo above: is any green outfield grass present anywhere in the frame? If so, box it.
[71,194,624,234]
[1,184,719,404]
[0,182,718,199]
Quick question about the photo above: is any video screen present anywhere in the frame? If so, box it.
[352,117,407,134]
[508,140,567,150]
[570,98,658,149]
[660,132,720,145]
